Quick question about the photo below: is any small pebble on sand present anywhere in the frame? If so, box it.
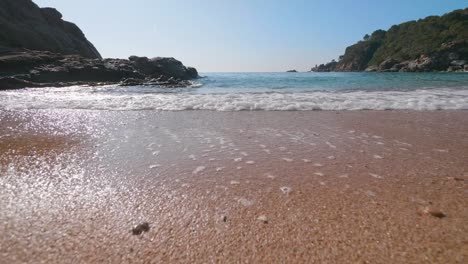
[132,222,150,235]
[257,215,268,224]
[280,186,292,195]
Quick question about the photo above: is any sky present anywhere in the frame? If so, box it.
[34,0,467,72]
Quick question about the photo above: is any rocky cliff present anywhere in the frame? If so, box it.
[0,0,101,58]
[312,8,468,72]
[0,0,199,90]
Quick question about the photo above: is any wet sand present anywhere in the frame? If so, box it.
[0,110,467,263]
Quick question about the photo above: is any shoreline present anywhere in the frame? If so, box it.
[1,110,467,263]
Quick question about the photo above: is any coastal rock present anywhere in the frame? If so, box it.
[0,77,45,90]
[129,56,198,80]
[0,0,101,58]
[0,50,198,90]
[313,9,468,72]
[311,60,338,72]
[364,66,378,72]
[287,70,298,72]
[378,58,398,71]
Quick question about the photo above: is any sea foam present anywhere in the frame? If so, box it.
[1,86,468,111]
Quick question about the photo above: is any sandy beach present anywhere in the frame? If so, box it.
[0,110,467,263]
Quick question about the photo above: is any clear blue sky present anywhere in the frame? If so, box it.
[35,0,467,72]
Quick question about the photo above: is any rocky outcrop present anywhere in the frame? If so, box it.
[334,40,383,72]
[286,70,298,72]
[0,0,101,58]
[311,61,338,72]
[0,51,198,90]
[362,40,468,72]
[314,8,468,72]
[0,1,199,90]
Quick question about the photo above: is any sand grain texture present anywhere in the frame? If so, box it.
[0,110,467,263]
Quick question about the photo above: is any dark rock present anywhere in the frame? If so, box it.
[132,222,150,235]
[0,50,197,89]
[0,1,198,90]
[287,70,298,72]
[186,67,199,79]
[0,77,44,90]
[429,210,447,219]
[128,56,198,80]
[0,0,101,58]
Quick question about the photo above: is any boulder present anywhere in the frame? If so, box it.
[129,56,198,80]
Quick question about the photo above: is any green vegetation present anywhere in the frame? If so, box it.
[334,8,468,71]
[369,8,468,66]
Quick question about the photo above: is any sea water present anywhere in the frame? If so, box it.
[1,72,467,111]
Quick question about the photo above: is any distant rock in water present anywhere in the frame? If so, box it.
[287,70,298,72]
[0,0,101,58]
[0,1,198,90]
[314,8,468,72]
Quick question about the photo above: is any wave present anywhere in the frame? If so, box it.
[1,87,467,111]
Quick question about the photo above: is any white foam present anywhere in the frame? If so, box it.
[2,87,468,111]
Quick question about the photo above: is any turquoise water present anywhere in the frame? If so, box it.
[198,72,468,93]
[1,72,468,111]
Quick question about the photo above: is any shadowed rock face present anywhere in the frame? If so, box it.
[0,0,101,58]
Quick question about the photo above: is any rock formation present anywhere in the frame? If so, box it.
[0,51,198,90]
[0,0,101,58]
[0,0,198,90]
[312,8,468,72]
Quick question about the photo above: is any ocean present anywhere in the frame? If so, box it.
[1,72,468,111]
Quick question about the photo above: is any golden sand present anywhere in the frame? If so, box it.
[0,110,467,263]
